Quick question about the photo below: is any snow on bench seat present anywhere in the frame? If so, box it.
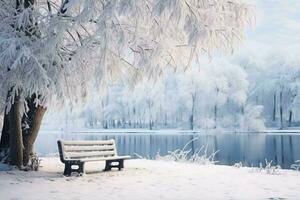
[65,151,116,159]
[64,145,115,152]
[79,156,131,162]
[63,140,115,145]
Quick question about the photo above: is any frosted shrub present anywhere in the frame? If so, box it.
[291,160,300,171]
[251,159,281,175]
[233,162,243,168]
[264,159,281,174]
[155,138,219,165]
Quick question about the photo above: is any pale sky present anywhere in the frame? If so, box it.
[234,0,300,64]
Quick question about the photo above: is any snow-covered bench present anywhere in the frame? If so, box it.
[57,139,130,176]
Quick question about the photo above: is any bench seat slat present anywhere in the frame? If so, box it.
[65,151,116,159]
[64,145,115,152]
[79,155,131,162]
[63,140,115,145]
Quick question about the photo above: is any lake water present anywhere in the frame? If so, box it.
[36,130,300,169]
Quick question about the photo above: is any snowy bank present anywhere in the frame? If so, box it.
[0,158,300,200]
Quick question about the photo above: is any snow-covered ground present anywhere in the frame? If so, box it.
[1,158,300,200]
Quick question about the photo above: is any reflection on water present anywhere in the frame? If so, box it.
[36,131,300,169]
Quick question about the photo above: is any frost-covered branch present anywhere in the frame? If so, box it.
[0,0,254,113]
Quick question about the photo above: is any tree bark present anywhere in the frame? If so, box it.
[149,120,153,130]
[9,96,23,168]
[0,112,10,149]
[22,102,46,166]
[214,88,219,129]
[214,104,217,129]
[1,90,14,150]
[241,104,244,115]
[190,94,196,130]
[280,90,283,129]
[147,100,153,130]
[1,93,47,169]
[0,109,11,163]
[273,92,276,122]
[288,110,292,127]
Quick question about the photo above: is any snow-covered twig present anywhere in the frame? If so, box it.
[251,159,281,175]
[291,160,300,171]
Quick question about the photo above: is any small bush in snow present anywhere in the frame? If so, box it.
[291,160,300,171]
[251,159,281,175]
[233,162,243,168]
[264,159,281,174]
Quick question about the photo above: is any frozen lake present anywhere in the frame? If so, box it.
[36,130,300,169]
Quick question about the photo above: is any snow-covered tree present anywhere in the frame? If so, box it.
[0,0,253,169]
[234,49,300,129]
[76,58,260,131]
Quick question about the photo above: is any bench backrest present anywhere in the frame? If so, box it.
[57,139,118,162]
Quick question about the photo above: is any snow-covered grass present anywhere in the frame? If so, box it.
[291,160,300,171]
[154,138,219,165]
[1,157,300,200]
[251,159,282,175]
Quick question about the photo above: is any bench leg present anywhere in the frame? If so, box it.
[78,162,85,175]
[64,163,72,176]
[104,159,124,171]
[118,159,124,171]
[63,162,85,176]
[104,161,112,171]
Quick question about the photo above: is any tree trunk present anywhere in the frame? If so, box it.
[9,96,23,168]
[22,104,46,167]
[189,115,194,130]
[241,104,244,115]
[0,110,11,162]
[148,101,153,130]
[133,108,136,128]
[103,120,108,129]
[214,104,217,129]
[288,110,292,127]
[0,112,10,149]
[273,92,276,122]
[1,93,47,169]
[280,90,283,129]
[0,91,14,150]
[149,120,153,130]
[190,95,195,130]
[214,88,219,129]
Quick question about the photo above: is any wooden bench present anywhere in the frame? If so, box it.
[57,139,130,176]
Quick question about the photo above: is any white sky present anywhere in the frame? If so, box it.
[234,0,300,63]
